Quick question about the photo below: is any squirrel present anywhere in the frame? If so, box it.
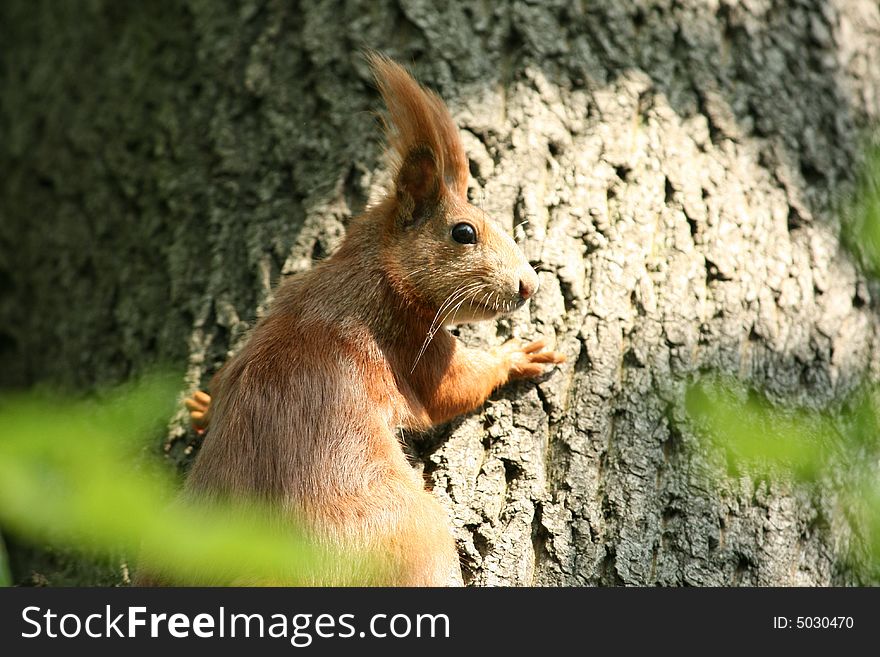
[153,53,564,586]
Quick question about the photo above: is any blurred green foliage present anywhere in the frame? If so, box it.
[685,377,880,576]
[682,143,880,579]
[0,373,374,586]
[0,531,10,586]
[843,142,880,276]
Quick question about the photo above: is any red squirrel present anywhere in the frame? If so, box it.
[162,54,564,586]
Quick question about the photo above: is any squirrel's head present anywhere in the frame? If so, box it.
[368,53,539,324]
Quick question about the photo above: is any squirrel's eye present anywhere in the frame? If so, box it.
[451,222,477,245]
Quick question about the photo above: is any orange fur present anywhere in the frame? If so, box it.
[368,53,469,199]
[137,54,564,587]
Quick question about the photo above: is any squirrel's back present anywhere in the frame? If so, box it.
[186,252,418,506]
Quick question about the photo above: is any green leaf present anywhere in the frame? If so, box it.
[0,373,378,585]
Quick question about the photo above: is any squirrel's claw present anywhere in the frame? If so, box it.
[502,338,566,380]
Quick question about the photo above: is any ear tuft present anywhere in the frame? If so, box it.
[366,51,469,200]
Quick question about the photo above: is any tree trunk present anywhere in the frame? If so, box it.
[2,0,879,586]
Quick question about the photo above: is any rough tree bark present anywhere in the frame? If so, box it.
[2,0,879,585]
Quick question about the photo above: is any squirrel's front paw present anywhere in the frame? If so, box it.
[501,338,566,380]
[184,390,212,434]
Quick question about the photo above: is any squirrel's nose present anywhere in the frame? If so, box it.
[519,277,537,300]
[517,266,540,302]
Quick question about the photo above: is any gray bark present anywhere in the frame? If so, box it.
[2,0,880,585]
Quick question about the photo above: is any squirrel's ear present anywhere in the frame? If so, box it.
[395,145,441,227]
